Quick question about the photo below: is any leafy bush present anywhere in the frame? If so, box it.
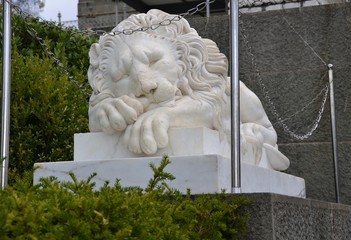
[0,156,250,239]
[9,50,89,180]
[11,14,94,75]
[0,14,96,182]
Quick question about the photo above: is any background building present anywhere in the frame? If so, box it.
[77,0,228,30]
[77,0,350,30]
[78,0,137,30]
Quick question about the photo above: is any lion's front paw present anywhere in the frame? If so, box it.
[89,95,144,134]
[124,109,170,155]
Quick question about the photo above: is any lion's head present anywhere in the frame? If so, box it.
[88,9,230,134]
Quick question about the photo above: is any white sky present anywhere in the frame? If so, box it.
[40,0,78,22]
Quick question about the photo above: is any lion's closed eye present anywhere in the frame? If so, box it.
[148,50,164,66]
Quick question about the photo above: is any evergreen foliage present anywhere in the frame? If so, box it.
[0,14,95,182]
[0,156,251,239]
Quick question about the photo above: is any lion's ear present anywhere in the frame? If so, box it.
[89,43,101,68]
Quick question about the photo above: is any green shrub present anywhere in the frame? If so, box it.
[0,156,250,239]
[8,49,89,180]
[11,14,95,76]
[0,14,96,182]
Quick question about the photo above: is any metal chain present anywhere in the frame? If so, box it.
[279,82,329,124]
[239,11,329,140]
[9,1,91,98]
[81,0,216,36]
[280,12,327,66]
[7,0,215,37]
[7,0,216,99]
[23,23,91,98]
[278,84,329,140]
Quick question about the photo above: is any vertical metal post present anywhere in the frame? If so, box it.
[230,0,241,193]
[225,0,229,15]
[1,0,12,189]
[123,2,127,20]
[328,64,340,203]
[206,0,210,18]
[115,0,119,25]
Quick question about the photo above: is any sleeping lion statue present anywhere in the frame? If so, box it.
[88,9,289,171]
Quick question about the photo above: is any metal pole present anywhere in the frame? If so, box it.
[1,0,12,189]
[115,0,119,25]
[206,0,210,18]
[230,0,241,193]
[225,0,229,15]
[123,2,127,20]
[328,64,340,203]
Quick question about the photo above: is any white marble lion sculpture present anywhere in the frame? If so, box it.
[88,9,289,170]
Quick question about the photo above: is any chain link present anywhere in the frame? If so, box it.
[24,23,91,98]
[239,11,329,140]
[9,0,91,98]
[280,12,327,67]
[92,0,215,37]
[6,0,216,99]
[6,0,215,37]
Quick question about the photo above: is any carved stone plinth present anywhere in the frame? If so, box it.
[34,154,305,197]
[34,128,305,197]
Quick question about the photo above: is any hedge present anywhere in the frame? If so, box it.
[0,14,95,182]
[0,156,250,239]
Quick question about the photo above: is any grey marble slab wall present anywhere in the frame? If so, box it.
[188,2,351,204]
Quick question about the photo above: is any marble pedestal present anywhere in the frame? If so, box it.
[34,128,305,197]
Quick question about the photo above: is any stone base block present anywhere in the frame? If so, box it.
[240,193,351,240]
[74,128,230,160]
[73,128,289,170]
[34,155,305,197]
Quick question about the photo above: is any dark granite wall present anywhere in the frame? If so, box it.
[188,3,351,204]
[238,193,351,240]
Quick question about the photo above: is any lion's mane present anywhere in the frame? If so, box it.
[88,9,230,133]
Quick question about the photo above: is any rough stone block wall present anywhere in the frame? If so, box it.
[239,0,348,10]
[78,0,136,30]
[188,2,351,204]
[238,193,351,240]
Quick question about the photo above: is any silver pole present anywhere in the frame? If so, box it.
[123,2,127,20]
[1,0,12,189]
[328,64,340,203]
[230,0,241,193]
[206,0,210,18]
[115,0,119,25]
[225,0,229,15]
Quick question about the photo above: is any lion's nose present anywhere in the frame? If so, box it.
[140,79,158,94]
[134,70,158,95]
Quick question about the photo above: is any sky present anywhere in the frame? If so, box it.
[40,0,78,22]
